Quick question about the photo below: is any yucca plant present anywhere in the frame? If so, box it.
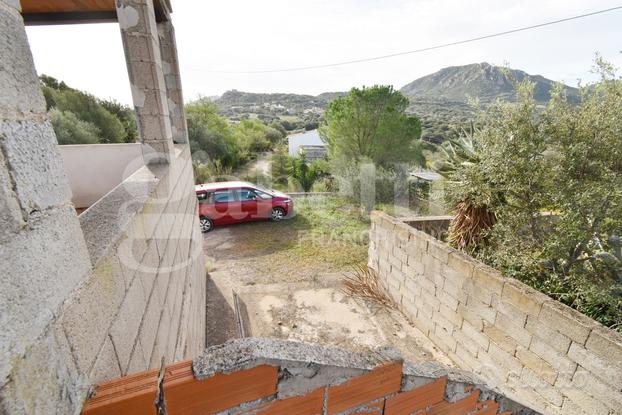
[433,130,496,253]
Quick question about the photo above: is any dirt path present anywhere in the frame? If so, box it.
[203,215,453,365]
[234,151,272,178]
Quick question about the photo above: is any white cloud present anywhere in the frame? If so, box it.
[25,0,622,105]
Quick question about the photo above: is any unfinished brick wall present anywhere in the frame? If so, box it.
[369,211,622,415]
[82,338,532,415]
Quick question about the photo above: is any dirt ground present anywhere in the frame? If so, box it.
[203,201,452,365]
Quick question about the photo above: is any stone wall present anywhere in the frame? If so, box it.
[368,211,622,415]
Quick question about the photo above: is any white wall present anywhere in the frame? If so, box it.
[59,143,145,209]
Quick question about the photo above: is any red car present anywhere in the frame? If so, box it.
[195,181,294,232]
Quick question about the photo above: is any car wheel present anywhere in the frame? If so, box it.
[199,217,214,233]
[271,207,285,222]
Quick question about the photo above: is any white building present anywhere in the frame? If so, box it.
[287,129,327,161]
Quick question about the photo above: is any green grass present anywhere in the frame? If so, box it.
[218,196,369,279]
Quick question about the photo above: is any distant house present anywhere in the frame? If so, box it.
[288,129,327,161]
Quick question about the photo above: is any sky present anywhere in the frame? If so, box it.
[25,0,622,106]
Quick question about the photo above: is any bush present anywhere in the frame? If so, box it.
[442,59,622,330]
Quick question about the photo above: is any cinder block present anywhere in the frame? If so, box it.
[501,280,547,317]
[584,325,622,364]
[528,337,577,375]
[524,315,571,354]
[437,289,460,312]
[437,302,463,328]
[462,278,493,306]
[137,240,160,300]
[520,366,564,407]
[412,314,435,336]
[556,375,611,415]
[483,322,518,355]
[430,324,457,353]
[460,321,490,351]
[454,343,481,371]
[126,338,147,375]
[571,367,622,411]
[393,245,408,264]
[487,342,523,380]
[515,346,557,385]
[427,238,451,264]
[463,296,497,325]
[150,307,172,367]
[446,251,476,280]
[0,10,46,113]
[441,277,468,305]
[422,255,442,280]
[109,277,147,372]
[493,312,531,348]
[567,342,622,390]
[457,304,484,331]
[471,265,505,296]
[139,294,164,365]
[491,294,528,328]
[0,120,72,211]
[420,289,440,312]
[538,301,596,346]
[452,329,480,356]
[62,255,126,373]
[89,336,122,384]
[0,323,87,415]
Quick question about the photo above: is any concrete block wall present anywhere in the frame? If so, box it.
[70,144,206,384]
[0,0,93,412]
[0,142,206,414]
[368,211,622,415]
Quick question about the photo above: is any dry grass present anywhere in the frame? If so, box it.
[448,201,496,253]
[341,265,395,309]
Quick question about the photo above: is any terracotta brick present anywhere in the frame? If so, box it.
[473,399,500,415]
[426,390,480,415]
[384,377,447,415]
[327,362,402,414]
[351,399,385,414]
[164,360,278,415]
[253,387,325,415]
[82,368,160,415]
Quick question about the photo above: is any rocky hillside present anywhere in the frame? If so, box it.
[400,62,578,104]
[213,63,578,142]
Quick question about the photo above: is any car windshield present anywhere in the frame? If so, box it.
[253,184,276,195]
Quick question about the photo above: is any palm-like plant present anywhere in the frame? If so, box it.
[433,130,496,253]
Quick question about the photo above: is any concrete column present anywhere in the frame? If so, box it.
[0,0,92,411]
[158,20,188,144]
[116,0,175,164]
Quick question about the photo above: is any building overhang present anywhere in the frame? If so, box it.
[20,0,172,25]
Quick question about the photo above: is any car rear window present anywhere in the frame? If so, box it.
[197,192,213,203]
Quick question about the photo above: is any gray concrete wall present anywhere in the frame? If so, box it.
[71,144,206,385]
[58,143,144,209]
[0,1,206,412]
[369,211,622,415]
[0,0,93,412]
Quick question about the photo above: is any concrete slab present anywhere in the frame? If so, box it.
[232,275,452,365]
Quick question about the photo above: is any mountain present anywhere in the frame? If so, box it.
[212,63,578,142]
[400,62,578,104]
[399,63,579,143]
